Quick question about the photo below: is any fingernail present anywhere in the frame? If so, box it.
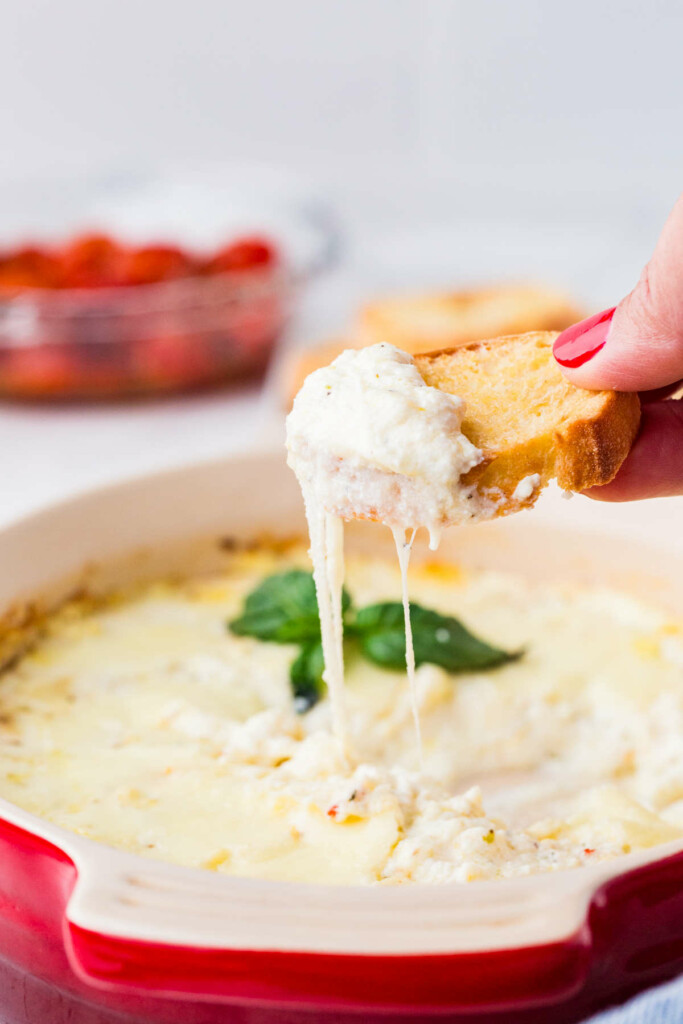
[553,307,616,368]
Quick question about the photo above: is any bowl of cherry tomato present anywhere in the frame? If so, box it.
[0,228,303,398]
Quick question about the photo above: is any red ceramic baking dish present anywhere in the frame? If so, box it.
[1,451,683,1024]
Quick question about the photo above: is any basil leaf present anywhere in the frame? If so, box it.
[290,641,325,712]
[355,602,519,673]
[230,570,519,710]
[229,570,350,643]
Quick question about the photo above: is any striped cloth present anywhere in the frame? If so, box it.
[587,975,683,1023]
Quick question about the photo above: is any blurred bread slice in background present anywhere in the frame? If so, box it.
[358,283,581,351]
[283,283,582,405]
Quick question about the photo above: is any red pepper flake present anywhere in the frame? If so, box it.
[584,848,595,855]
[327,805,339,819]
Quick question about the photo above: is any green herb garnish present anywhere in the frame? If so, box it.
[289,640,325,711]
[353,602,518,673]
[229,571,519,711]
[230,570,350,644]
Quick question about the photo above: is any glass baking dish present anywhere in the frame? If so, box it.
[0,265,290,398]
[0,170,337,399]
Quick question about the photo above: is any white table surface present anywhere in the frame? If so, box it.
[0,385,272,528]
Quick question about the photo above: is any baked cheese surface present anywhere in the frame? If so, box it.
[0,543,681,884]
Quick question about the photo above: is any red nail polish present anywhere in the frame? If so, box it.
[553,307,616,368]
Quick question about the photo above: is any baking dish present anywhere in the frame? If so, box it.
[1,451,683,1023]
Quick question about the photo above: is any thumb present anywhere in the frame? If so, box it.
[554,193,683,392]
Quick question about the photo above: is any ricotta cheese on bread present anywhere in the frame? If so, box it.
[286,343,493,545]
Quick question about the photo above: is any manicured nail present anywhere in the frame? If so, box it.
[553,307,616,368]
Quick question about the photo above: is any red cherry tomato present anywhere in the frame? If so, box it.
[0,347,78,396]
[202,236,277,275]
[120,245,195,286]
[60,234,127,289]
[133,333,213,390]
[0,246,62,291]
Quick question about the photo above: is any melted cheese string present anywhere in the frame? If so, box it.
[302,487,347,746]
[305,492,425,765]
[392,525,423,768]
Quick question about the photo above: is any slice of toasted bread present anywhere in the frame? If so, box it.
[282,284,583,405]
[359,284,582,352]
[415,331,641,510]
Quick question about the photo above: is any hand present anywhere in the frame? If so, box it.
[553,193,683,501]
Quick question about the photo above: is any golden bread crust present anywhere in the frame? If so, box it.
[553,390,641,492]
[415,331,640,512]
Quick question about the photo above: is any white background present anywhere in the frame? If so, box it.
[3,0,682,192]
[1,0,682,527]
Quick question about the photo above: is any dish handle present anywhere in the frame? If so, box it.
[61,842,683,1012]
[62,853,597,1011]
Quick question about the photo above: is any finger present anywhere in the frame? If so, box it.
[585,399,683,501]
[554,193,683,392]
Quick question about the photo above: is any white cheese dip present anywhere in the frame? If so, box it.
[2,549,682,886]
[286,344,488,750]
